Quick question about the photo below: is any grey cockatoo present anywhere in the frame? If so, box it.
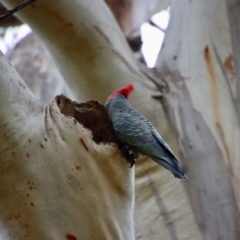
[105,84,187,179]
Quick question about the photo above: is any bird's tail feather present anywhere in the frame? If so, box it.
[154,157,188,179]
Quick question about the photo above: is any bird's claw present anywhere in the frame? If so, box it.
[120,145,138,168]
[128,157,136,168]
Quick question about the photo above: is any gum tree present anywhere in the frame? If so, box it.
[0,0,240,239]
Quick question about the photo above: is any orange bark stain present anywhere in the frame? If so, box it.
[22,223,29,229]
[67,22,74,27]
[40,5,97,68]
[224,53,235,77]
[79,138,89,151]
[204,46,221,124]
[204,46,232,164]
[75,165,81,171]
[65,233,77,240]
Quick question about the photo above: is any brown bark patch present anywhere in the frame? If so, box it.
[224,53,235,77]
[22,223,29,229]
[55,95,121,148]
[65,233,77,240]
[79,138,89,151]
[67,22,73,27]
[204,45,221,124]
[75,165,81,171]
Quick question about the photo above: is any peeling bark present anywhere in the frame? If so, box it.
[153,0,240,239]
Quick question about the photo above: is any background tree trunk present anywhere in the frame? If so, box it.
[1,0,240,239]
[153,0,240,238]
[6,33,71,103]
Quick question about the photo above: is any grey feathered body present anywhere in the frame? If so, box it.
[105,94,187,179]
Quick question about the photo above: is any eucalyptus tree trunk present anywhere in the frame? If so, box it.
[0,57,135,239]
[0,0,160,239]
[0,0,240,240]
[145,0,240,239]
[105,0,170,37]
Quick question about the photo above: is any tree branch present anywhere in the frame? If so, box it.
[0,0,36,21]
[149,19,166,32]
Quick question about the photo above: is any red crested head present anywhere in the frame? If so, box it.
[107,84,134,101]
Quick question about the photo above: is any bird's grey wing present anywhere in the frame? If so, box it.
[114,111,180,163]
[113,111,186,178]
[150,129,181,165]
[113,112,156,148]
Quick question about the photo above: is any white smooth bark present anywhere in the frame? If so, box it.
[4,0,239,239]
[1,0,141,101]
[6,33,72,104]
[0,2,174,240]
[0,0,202,239]
[0,51,135,239]
[152,0,240,239]
[105,0,170,37]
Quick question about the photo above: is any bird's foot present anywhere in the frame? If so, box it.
[120,145,139,168]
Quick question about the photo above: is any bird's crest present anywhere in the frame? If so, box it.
[107,84,134,101]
